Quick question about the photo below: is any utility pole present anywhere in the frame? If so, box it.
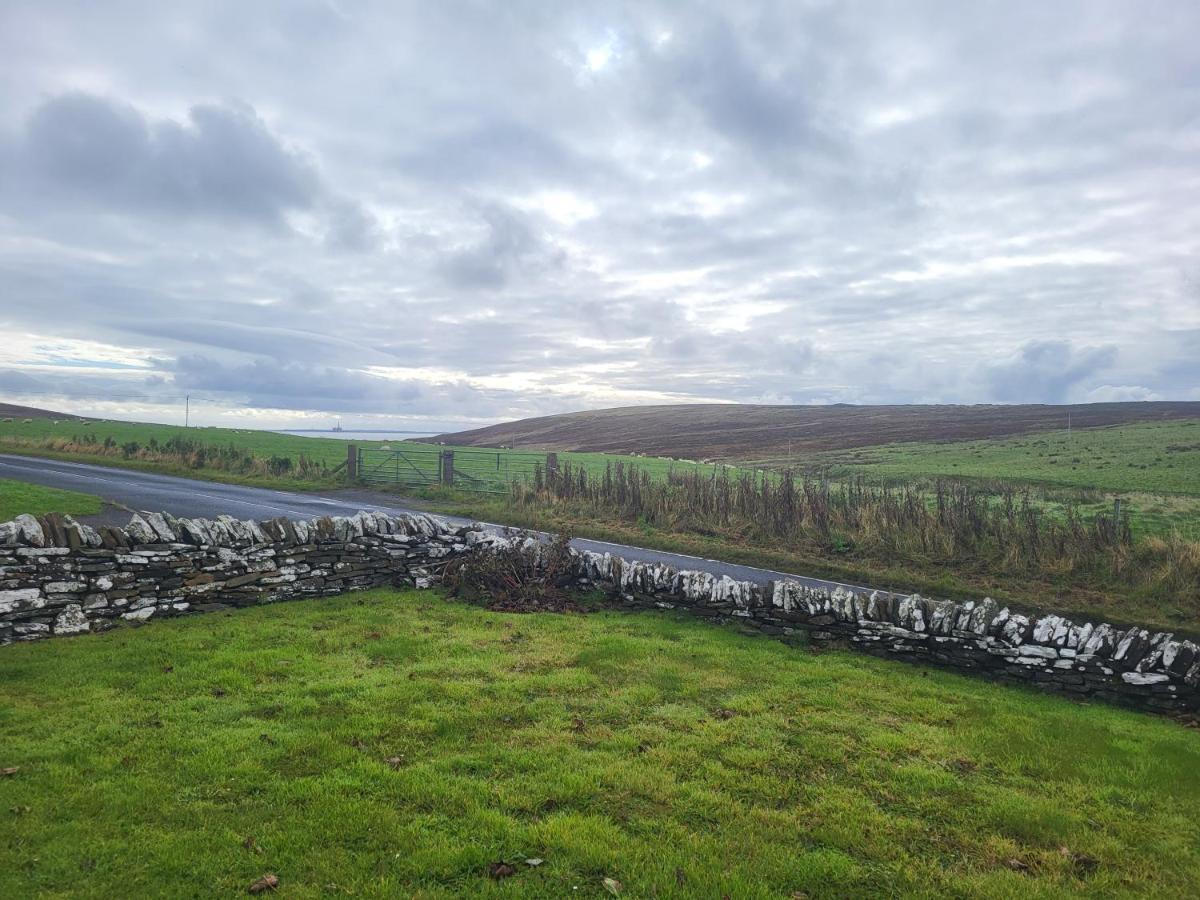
[185,394,190,428]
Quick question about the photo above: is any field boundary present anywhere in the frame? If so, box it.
[1,508,1196,716]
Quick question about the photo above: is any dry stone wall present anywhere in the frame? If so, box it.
[2,510,1197,715]
[562,543,1200,715]
[0,510,482,642]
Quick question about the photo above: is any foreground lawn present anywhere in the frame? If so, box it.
[2,591,1198,897]
[0,477,102,520]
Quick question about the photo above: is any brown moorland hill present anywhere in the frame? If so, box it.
[0,402,81,421]
[434,402,1200,460]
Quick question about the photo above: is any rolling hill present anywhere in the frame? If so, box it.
[0,402,82,421]
[433,401,1200,460]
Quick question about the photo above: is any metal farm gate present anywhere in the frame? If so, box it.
[352,444,552,493]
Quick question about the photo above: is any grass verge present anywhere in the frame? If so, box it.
[1,589,1197,898]
[0,478,102,520]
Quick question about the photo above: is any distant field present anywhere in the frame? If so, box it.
[813,420,1200,495]
[2,589,1198,897]
[0,478,102,520]
[803,420,1200,539]
[434,401,1200,459]
[0,417,730,490]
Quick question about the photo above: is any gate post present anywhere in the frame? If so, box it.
[440,449,454,485]
[346,444,358,480]
[546,452,559,482]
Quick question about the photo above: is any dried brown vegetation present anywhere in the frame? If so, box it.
[514,461,1200,619]
[441,531,581,612]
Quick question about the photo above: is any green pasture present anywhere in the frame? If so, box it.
[2,589,1197,897]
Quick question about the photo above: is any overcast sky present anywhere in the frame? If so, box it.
[0,1,1197,431]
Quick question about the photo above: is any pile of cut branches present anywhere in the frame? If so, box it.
[442,531,583,612]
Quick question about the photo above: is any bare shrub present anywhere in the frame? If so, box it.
[442,531,581,612]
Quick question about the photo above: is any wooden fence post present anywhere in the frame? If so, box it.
[546,452,559,482]
[346,444,358,480]
[441,450,455,485]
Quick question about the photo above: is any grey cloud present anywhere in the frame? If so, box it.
[647,18,843,165]
[172,355,419,412]
[120,319,382,364]
[170,354,527,420]
[322,198,380,252]
[438,202,564,290]
[11,93,318,224]
[983,341,1118,404]
[0,367,173,405]
[394,120,581,187]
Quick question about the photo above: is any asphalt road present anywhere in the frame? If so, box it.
[0,453,888,596]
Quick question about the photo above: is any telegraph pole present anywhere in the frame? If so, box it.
[185,394,190,428]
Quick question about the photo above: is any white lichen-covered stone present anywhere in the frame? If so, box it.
[45,581,87,594]
[968,598,998,634]
[243,519,268,544]
[292,519,310,544]
[126,514,158,544]
[1122,671,1170,685]
[1032,615,1061,643]
[1016,644,1058,659]
[63,516,102,548]
[1114,628,1149,661]
[1001,614,1029,646]
[1083,623,1114,656]
[142,512,177,542]
[0,520,20,546]
[1074,622,1094,650]
[1051,617,1071,645]
[53,604,90,635]
[0,588,41,614]
[928,600,955,634]
[14,514,45,547]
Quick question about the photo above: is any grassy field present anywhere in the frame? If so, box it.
[784,420,1200,541]
[0,478,102,520]
[815,420,1200,492]
[1,589,1197,898]
[818,420,1200,495]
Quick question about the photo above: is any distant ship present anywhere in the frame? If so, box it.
[332,418,343,433]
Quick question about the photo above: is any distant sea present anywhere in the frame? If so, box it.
[275,430,436,442]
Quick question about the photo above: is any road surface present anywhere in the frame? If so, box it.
[0,453,890,596]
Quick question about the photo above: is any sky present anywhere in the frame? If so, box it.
[0,0,1197,432]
